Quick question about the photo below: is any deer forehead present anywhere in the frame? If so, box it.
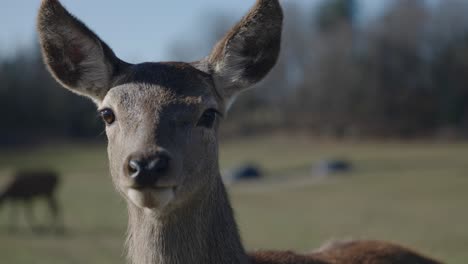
[101,62,222,115]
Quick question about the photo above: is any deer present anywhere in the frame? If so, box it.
[37,0,442,263]
[0,170,61,232]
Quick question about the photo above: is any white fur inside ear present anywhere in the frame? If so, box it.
[214,51,249,86]
[77,41,110,88]
[66,35,111,97]
[213,54,252,102]
[44,20,112,100]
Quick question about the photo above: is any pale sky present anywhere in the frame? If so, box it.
[0,0,389,63]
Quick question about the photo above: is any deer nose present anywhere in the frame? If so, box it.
[126,153,171,187]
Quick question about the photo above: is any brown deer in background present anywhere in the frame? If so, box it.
[0,170,61,232]
[37,0,442,263]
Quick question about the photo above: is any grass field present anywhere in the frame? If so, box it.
[0,135,467,263]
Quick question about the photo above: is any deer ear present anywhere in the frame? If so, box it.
[37,0,129,102]
[207,0,283,101]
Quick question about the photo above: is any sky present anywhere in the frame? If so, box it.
[0,0,388,63]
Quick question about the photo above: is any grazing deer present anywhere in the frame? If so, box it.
[0,170,61,232]
[37,0,442,263]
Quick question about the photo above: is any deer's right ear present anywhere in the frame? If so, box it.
[37,0,129,102]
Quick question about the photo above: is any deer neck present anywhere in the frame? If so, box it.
[126,176,250,264]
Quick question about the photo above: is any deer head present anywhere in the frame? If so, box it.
[37,0,282,215]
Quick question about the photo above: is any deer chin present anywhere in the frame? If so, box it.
[127,187,175,211]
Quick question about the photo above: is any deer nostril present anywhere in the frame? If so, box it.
[126,153,171,187]
[128,160,141,178]
[147,155,170,174]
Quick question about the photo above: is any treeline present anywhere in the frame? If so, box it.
[1,0,468,145]
[222,0,468,138]
[0,48,102,146]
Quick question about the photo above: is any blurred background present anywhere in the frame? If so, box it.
[0,0,467,263]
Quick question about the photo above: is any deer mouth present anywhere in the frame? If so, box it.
[126,186,176,210]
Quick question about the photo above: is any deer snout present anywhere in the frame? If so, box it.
[125,152,171,188]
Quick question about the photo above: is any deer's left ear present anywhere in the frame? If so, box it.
[207,0,283,101]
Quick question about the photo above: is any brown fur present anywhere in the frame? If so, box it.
[250,240,442,264]
[37,0,443,263]
[0,170,62,231]
[250,250,328,264]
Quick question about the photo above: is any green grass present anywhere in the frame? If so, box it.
[0,136,467,263]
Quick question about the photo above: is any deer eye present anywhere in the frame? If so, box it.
[99,108,116,125]
[196,109,219,129]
